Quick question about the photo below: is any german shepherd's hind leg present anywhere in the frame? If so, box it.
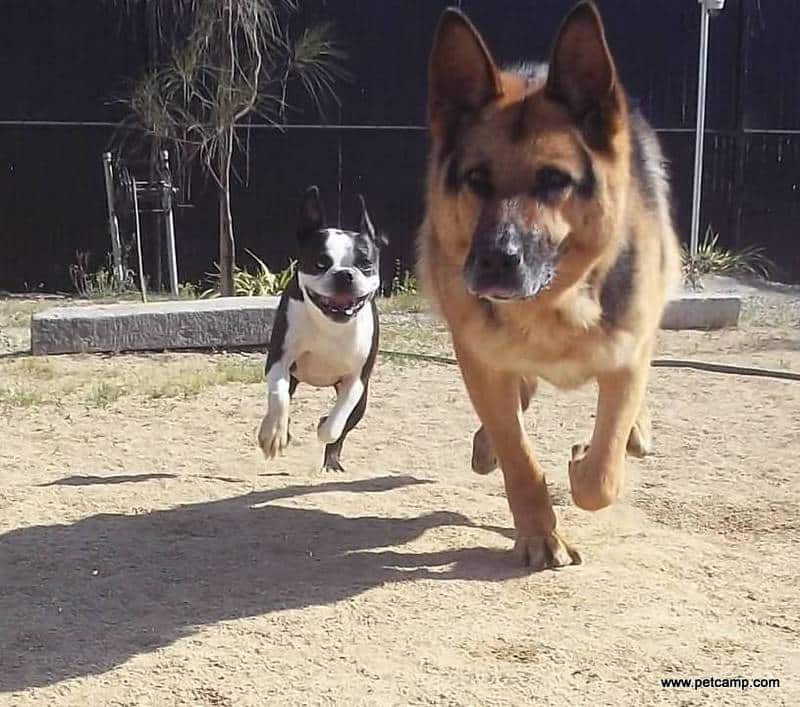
[569,358,650,511]
[471,427,497,475]
[471,378,536,474]
[572,399,651,461]
[456,343,579,570]
[626,400,651,458]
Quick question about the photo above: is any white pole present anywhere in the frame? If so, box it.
[131,179,148,304]
[690,1,711,263]
[101,153,125,285]
[161,150,180,297]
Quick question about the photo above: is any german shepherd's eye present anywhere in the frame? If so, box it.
[533,166,572,201]
[464,166,493,198]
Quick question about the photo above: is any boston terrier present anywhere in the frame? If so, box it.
[257,186,385,471]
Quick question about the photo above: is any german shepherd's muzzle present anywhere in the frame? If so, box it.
[464,198,558,301]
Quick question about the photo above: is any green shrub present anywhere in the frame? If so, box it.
[682,227,773,285]
[202,251,296,297]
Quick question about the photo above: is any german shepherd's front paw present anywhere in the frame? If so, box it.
[513,530,582,570]
[568,445,622,511]
[258,410,289,459]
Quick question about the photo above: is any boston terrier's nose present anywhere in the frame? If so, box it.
[333,269,354,289]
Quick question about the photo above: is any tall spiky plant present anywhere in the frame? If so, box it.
[117,0,346,295]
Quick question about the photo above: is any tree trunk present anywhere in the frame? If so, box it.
[218,127,235,297]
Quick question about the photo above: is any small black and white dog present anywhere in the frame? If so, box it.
[258,186,385,471]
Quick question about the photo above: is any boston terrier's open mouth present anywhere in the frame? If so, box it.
[307,289,371,320]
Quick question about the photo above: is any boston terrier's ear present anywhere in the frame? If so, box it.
[357,194,374,237]
[298,185,326,237]
[357,194,388,247]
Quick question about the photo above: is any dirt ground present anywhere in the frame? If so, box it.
[1,280,799,706]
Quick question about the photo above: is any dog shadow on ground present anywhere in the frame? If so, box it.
[38,473,177,487]
[1,474,523,693]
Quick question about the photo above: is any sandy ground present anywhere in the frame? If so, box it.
[1,281,799,706]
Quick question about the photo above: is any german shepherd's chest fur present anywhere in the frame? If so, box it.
[430,275,642,388]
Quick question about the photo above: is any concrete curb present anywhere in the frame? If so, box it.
[660,294,741,330]
[29,291,741,355]
[30,297,279,355]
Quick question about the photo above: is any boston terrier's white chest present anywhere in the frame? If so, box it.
[285,297,375,386]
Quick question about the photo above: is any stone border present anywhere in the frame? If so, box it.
[29,292,741,355]
[31,297,279,355]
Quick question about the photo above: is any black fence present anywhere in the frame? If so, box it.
[1,0,799,292]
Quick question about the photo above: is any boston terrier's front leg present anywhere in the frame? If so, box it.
[258,356,292,459]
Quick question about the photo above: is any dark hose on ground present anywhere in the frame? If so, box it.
[378,350,800,382]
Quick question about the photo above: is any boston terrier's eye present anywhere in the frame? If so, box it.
[316,255,332,272]
[354,253,373,273]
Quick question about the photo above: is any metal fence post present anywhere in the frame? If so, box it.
[102,152,125,285]
[690,0,727,265]
[160,150,180,297]
[131,178,148,304]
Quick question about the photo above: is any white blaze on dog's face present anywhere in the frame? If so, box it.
[295,188,383,323]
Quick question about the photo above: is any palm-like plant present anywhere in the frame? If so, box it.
[682,226,774,288]
[117,0,346,295]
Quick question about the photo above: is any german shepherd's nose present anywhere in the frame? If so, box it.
[477,246,522,277]
[464,217,558,301]
[465,235,526,300]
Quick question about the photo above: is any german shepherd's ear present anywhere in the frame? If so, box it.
[546,2,621,149]
[298,185,326,237]
[357,194,388,247]
[428,8,502,142]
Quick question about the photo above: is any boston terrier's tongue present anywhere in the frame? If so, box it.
[330,293,356,308]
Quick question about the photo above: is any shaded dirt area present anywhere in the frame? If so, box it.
[1,283,799,706]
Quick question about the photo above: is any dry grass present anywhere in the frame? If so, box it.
[377,292,425,315]
[0,300,50,328]
[1,299,76,355]
[86,382,127,408]
[0,385,45,408]
[378,296,454,359]
[10,357,56,380]
[0,352,267,410]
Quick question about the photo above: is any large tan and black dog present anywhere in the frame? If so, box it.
[418,2,680,569]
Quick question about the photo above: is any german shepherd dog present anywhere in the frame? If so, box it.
[418,2,680,569]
